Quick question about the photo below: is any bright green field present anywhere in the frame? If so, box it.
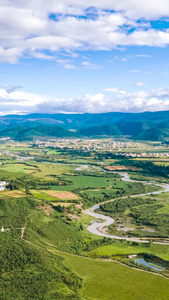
[4,147,30,151]
[51,175,127,191]
[152,192,169,214]
[48,150,61,154]
[0,163,37,173]
[53,250,169,300]
[89,242,169,261]
[30,190,60,201]
[33,162,77,178]
[81,188,118,198]
[157,205,169,214]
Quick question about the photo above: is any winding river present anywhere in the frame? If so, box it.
[84,173,169,244]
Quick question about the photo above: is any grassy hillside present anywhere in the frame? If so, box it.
[54,250,169,300]
[0,196,83,299]
[0,125,77,140]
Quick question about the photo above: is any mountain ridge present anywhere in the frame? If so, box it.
[1,111,169,141]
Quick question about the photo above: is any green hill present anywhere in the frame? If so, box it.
[79,124,121,136]
[0,125,77,140]
[133,128,169,141]
[117,121,150,135]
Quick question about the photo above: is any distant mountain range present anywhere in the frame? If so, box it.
[0,111,169,141]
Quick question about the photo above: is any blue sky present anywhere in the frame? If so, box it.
[1,1,169,115]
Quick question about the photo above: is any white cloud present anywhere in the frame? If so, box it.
[63,64,77,69]
[136,54,151,58]
[0,88,47,115]
[32,52,56,60]
[0,86,169,115]
[56,58,77,69]
[81,61,101,69]
[0,46,22,64]
[81,61,91,66]
[120,58,128,62]
[3,0,169,19]
[134,82,145,87]
[104,87,127,94]
[34,88,169,114]
[0,2,169,63]
[130,70,140,73]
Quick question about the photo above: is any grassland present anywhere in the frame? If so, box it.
[88,242,169,261]
[0,163,38,174]
[51,175,128,191]
[33,162,77,178]
[48,150,61,154]
[53,250,169,300]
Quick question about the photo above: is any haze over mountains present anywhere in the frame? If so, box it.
[0,110,169,141]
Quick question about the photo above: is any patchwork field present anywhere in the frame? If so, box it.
[0,140,169,299]
[30,190,60,201]
[31,189,81,202]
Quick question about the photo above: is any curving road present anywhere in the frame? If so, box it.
[84,173,169,244]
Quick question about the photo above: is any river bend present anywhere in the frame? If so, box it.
[84,173,169,244]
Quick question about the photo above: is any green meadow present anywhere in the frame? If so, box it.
[53,250,169,300]
[51,175,127,191]
[89,242,169,261]
[33,162,77,178]
[0,163,37,173]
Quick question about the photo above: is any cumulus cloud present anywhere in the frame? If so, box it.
[34,88,169,114]
[0,1,169,63]
[0,88,47,115]
[0,86,169,115]
[3,0,169,19]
